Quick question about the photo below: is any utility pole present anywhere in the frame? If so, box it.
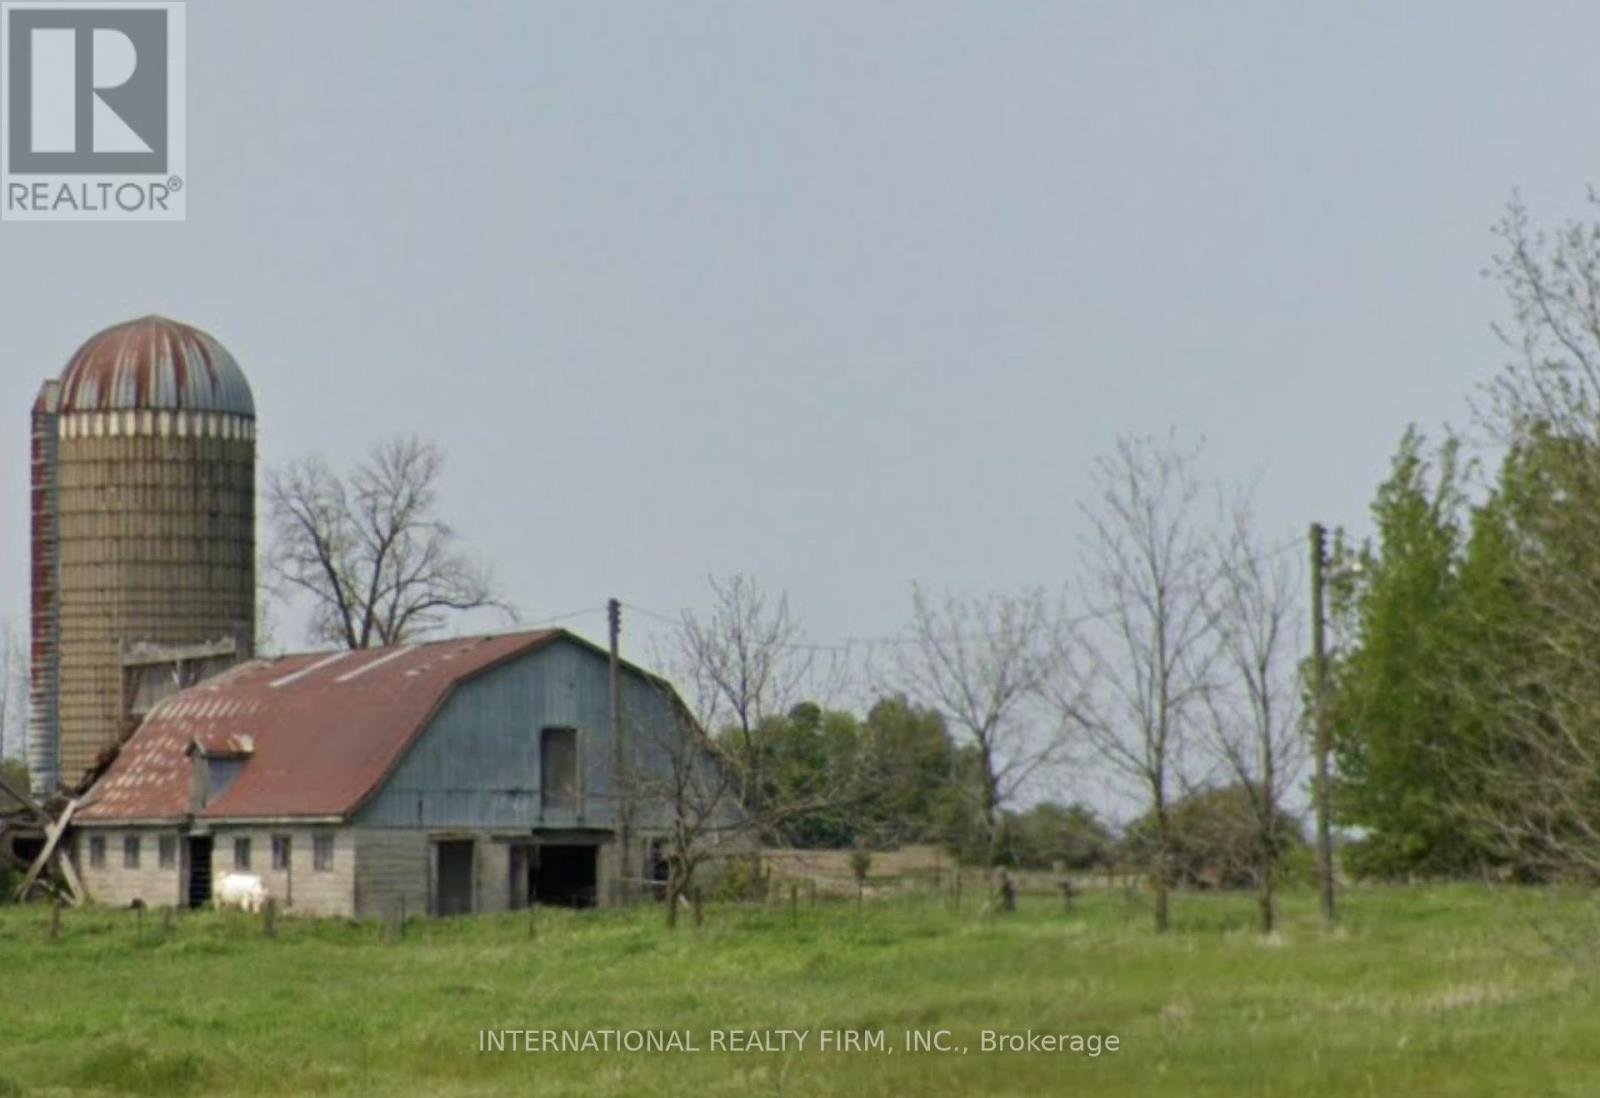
[1309,523,1336,925]
[608,598,631,902]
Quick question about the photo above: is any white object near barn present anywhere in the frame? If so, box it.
[216,872,267,913]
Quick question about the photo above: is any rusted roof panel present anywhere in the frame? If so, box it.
[57,315,255,417]
[79,631,560,822]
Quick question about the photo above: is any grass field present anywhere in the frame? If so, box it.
[3,883,1599,1096]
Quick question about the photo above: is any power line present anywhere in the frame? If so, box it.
[623,534,1308,653]
[521,605,608,628]
[617,532,1310,656]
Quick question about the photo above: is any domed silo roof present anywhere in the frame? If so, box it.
[57,315,254,417]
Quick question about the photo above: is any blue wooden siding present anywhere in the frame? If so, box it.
[355,637,686,830]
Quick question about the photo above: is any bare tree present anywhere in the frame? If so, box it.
[671,575,843,825]
[266,436,510,649]
[629,683,842,927]
[893,585,1060,874]
[1055,434,1215,933]
[1487,192,1600,447]
[631,697,748,926]
[1202,501,1305,933]
[0,622,25,764]
[0,622,28,796]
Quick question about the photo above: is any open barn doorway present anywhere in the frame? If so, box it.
[530,844,597,908]
[436,840,475,917]
[186,836,213,908]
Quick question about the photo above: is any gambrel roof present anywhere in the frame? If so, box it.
[79,630,575,822]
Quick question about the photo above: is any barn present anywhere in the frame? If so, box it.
[69,629,744,917]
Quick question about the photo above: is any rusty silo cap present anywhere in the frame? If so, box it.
[57,315,255,418]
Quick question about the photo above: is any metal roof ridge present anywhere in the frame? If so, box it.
[268,649,351,688]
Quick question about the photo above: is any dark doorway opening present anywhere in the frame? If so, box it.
[532,844,597,908]
[436,840,475,917]
[12,835,43,868]
[646,839,670,901]
[187,836,213,909]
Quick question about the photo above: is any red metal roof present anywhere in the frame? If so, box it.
[57,315,255,417]
[79,631,561,822]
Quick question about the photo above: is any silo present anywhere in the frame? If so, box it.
[28,316,256,792]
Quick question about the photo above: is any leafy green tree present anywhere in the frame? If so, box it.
[1327,427,1479,878]
[1124,785,1305,890]
[1003,802,1115,871]
[1438,429,1600,879]
[736,703,859,848]
[0,756,28,800]
[853,696,962,846]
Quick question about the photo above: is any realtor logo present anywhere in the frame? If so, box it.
[1,1,186,220]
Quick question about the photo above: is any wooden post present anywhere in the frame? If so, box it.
[790,883,798,927]
[1060,879,1074,914]
[692,887,704,928]
[162,907,173,937]
[262,898,277,939]
[1310,522,1337,925]
[954,870,963,915]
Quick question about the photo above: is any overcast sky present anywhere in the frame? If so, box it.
[3,3,1596,789]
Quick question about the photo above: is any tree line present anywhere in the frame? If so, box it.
[651,435,1310,934]
[1328,196,1600,884]
[46,197,1600,928]
[252,428,1316,935]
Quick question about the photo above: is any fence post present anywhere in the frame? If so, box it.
[790,884,798,928]
[262,898,277,939]
[692,887,704,929]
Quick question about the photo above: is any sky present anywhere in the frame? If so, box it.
[3,2,1597,802]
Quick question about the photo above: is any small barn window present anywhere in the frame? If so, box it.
[123,835,141,869]
[541,727,581,812]
[234,837,251,870]
[313,833,334,872]
[158,835,177,869]
[272,835,291,871]
[89,836,106,868]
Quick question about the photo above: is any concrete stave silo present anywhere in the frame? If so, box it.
[28,316,256,793]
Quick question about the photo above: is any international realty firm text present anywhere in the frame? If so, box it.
[479,1029,1121,1057]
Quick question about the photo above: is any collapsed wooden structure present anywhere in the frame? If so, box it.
[1,769,83,906]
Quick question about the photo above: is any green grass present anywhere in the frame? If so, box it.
[2,884,1599,1096]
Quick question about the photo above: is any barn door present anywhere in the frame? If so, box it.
[435,840,474,917]
[187,836,213,909]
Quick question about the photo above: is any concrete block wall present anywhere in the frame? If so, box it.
[72,827,184,908]
[210,826,355,917]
